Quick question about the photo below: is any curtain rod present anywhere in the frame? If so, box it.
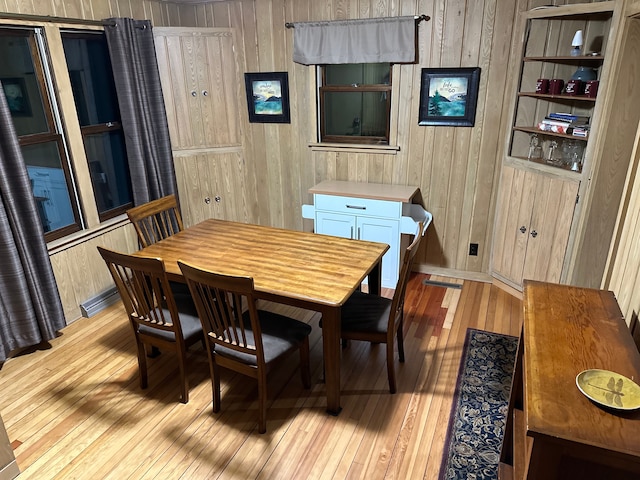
[0,12,146,29]
[285,14,430,29]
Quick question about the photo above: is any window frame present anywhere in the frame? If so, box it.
[60,29,133,223]
[1,21,134,245]
[1,26,84,241]
[318,63,393,145]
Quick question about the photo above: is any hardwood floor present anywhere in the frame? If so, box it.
[0,274,522,479]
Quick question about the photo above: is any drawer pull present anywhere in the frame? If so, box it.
[346,204,366,210]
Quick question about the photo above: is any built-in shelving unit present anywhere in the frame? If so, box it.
[509,5,613,173]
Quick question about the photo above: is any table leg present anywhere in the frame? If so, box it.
[367,259,382,296]
[322,306,342,415]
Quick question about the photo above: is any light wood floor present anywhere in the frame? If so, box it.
[0,274,522,479]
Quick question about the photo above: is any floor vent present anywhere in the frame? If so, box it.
[80,287,120,318]
[422,279,463,289]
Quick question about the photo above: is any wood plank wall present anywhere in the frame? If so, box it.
[604,6,640,331]
[174,0,532,280]
[2,0,628,324]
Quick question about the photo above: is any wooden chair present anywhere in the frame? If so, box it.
[326,222,425,394]
[97,246,204,403]
[178,260,312,434]
[126,194,184,248]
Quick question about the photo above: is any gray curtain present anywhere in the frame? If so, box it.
[292,16,416,65]
[0,82,66,364]
[104,18,177,206]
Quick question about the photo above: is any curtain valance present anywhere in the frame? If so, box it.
[292,16,418,65]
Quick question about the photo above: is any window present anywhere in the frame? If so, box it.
[61,31,132,221]
[0,26,132,242]
[0,27,81,240]
[319,63,392,145]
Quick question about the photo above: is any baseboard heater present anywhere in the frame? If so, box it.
[80,286,120,318]
[422,279,462,289]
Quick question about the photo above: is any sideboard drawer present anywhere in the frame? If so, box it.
[314,194,401,218]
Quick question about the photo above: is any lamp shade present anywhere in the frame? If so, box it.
[572,30,584,47]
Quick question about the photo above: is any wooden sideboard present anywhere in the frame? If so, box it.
[499,280,640,480]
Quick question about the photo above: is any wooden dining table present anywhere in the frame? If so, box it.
[136,218,389,414]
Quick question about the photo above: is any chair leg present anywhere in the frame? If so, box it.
[397,318,405,363]
[257,370,267,434]
[136,339,148,390]
[300,338,311,389]
[386,341,397,394]
[177,349,189,404]
[212,358,221,413]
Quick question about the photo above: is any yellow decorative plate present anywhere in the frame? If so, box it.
[576,369,640,411]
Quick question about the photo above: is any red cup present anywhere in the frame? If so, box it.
[549,78,564,95]
[565,79,582,96]
[536,78,550,94]
[584,80,599,98]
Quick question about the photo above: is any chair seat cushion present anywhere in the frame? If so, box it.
[338,291,392,334]
[138,294,203,343]
[212,310,311,366]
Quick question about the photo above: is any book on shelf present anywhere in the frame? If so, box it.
[542,118,572,127]
[547,112,590,124]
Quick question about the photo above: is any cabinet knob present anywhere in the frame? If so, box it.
[191,91,197,97]
[519,226,527,234]
[204,197,211,204]
[530,230,538,238]
[202,90,208,96]
[215,195,221,203]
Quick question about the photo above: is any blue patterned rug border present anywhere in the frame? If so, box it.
[438,328,518,480]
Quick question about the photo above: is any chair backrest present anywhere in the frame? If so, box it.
[126,194,184,248]
[97,246,183,338]
[178,261,265,362]
[388,221,424,329]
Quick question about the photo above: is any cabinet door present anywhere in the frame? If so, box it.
[174,149,249,227]
[492,166,537,285]
[357,216,400,288]
[492,165,579,287]
[315,211,356,239]
[522,174,579,283]
[154,28,242,150]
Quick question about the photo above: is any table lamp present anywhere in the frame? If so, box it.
[571,30,583,56]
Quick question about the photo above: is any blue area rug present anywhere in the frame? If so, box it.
[439,328,518,480]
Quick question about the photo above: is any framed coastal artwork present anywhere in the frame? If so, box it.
[418,67,480,127]
[244,72,291,123]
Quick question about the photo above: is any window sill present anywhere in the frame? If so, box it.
[47,214,131,255]
[309,143,400,155]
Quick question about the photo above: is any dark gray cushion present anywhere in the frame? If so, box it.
[138,294,203,343]
[212,310,311,366]
[339,290,392,334]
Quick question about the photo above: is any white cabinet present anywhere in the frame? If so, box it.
[303,181,430,289]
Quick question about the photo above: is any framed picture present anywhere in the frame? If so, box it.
[1,77,31,116]
[418,67,480,127]
[244,72,291,123]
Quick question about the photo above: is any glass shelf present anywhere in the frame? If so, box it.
[513,126,588,141]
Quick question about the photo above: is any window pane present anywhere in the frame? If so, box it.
[62,31,133,220]
[23,142,76,233]
[0,31,51,136]
[61,34,121,126]
[325,63,390,86]
[85,131,132,215]
[323,91,388,137]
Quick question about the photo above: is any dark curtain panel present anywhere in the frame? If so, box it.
[0,82,66,363]
[104,18,177,205]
